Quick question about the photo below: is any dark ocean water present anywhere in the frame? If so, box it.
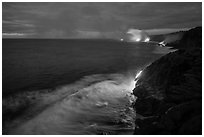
[3,39,163,95]
[3,39,168,134]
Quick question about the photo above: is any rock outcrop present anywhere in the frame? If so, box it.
[132,27,202,135]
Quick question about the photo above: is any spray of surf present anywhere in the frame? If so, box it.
[8,73,137,135]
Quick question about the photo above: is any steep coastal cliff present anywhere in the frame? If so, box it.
[133,27,202,135]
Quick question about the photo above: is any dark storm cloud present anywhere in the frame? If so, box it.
[2,2,202,38]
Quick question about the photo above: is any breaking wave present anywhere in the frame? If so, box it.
[6,72,137,135]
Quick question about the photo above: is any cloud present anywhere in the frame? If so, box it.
[2,32,32,38]
[3,32,25,36]
[2,2,202,38]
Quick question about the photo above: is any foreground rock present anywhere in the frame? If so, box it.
[132,27,202,135]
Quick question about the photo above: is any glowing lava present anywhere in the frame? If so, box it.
[126,29,149,42]
[158,41,166,47]
[135,38,140,42]
[144,37,150,42]
[129,70,143,93]
[135,70,142,79]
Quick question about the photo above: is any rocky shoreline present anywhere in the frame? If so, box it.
[132,27,202,135]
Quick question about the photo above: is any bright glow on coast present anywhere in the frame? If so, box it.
[129,70,143,93]
[159,41,166,47]
[159,41,164,44]
[135,70,143,79]
[136,38,141,42]
[120,38,124,41]
[129,80,137,93]
[144,37,150,42]
[127,29,149,42]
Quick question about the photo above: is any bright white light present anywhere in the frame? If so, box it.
[144,37,150,42]
[129,80,137,92]
[159,41,166,47]
[135,70,143,79]
[159,41,164,44]
[136,38,141,42]
[120,38,124,41]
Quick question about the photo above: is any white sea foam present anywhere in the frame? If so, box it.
[9,73,137,135]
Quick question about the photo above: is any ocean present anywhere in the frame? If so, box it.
[3,39,169,134]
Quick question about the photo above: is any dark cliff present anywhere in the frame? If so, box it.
[167,26,202,49]
[132,27,202,135]
[149,31,184,43]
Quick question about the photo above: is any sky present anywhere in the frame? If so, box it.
[2,2,202,39]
